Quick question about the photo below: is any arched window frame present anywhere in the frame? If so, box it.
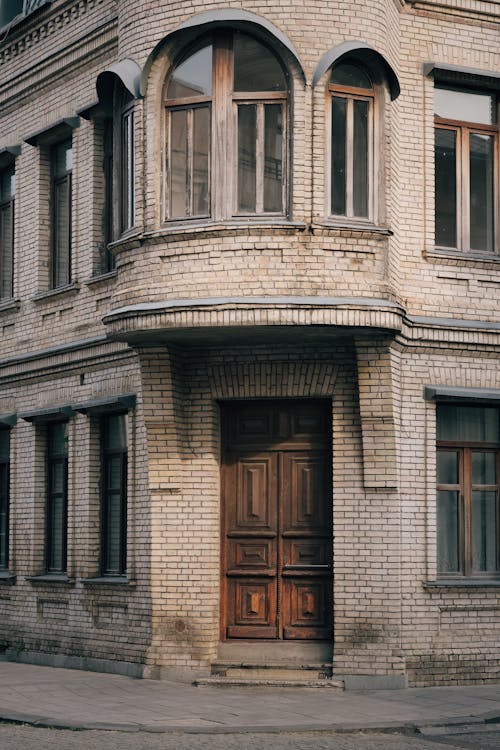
[326,60,378,223]
[163,30,290,223]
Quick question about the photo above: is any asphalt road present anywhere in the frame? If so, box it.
[0,726,500,750]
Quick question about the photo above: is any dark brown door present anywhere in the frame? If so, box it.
[221,400,332,640]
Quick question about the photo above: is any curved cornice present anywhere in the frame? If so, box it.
[103,296,405,343]
[312,41,400,99]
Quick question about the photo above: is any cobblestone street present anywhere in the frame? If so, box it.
[1,726,500,750]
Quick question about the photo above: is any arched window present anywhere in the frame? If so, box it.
[164,31,288,221]
[329,61,374,221]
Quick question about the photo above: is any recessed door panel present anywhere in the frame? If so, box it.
[222,400,332,641]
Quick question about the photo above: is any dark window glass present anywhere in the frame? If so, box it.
[167,44,213,99]
[331,62,372,90]
[331,96,347,215]
[46,422,68,573]
[264,104,283,213]
[437,405,500,578]
[353,99,369,217]
[0,165,15,299]
[0,0,23,27]
[0,429,10,570]
[101,414,127,576]
[435,128,457,248]
[233,33,287,92]
[101,118,115,273]
[120,107,135,233]
[51,141,72,288]
[237,104,257,213]
[470,133,494,252]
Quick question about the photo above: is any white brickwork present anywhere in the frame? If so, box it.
[0,0,499,686]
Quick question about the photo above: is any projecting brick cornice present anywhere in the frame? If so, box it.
[102,296,405,344]
[0,0,111,67]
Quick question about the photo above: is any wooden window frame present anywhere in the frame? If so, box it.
[164,32,289,223]
[0,164,14,300]
[45,421,68,574]
[0,428,10,571]
[100,413,128,577]
[50,140,72,289]
[101,117,115,272]
[327,80,376,222]
[435,115,499,254]
[119,101,135,234]
[437,413,500,579]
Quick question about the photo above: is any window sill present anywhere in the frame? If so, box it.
[32,283,79,302]
[313,220,393,240]
[142,220,307,244]
[0,571,16,585]
[424,579,500,589]
[425,248,500,265]
[0,298,20,313]
[26,574,74,585]
[80,576,135,587]
[85,270,117,287]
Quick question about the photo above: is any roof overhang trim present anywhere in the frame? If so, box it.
[424,385,500,403]
[72,394,136,415]
[424,62,500,89]
[24,117,80,147]
[0,413,16,427]
[96,59,143,106]
[20,405,75,423]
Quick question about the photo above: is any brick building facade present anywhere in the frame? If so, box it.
[0,0,499,688]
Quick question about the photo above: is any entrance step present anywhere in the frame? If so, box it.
[194,652,343,688]
[217,641,332,664]
[195,676,344,689]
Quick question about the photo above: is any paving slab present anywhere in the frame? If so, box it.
[1,661,500,734]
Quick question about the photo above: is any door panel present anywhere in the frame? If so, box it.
[222,400,332,641]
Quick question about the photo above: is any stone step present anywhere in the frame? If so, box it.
[210,662,333,681]
[194,676,344,689]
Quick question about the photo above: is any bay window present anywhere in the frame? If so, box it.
[164,31,288,221]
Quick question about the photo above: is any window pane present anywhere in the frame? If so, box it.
[105,493,122,574]
[121,110,134,231]
[472,452,497,485]
[0,168,14,201]
[470,133,494,252]
[0,430,9,461]
[437,405,499,442]
[49,422,67,455]
[193,106,210,216]
[437,490,460,572]
[437,450,459,484]
[0,430,9,570]
[0,202,14,299]
[167,45,212,99]
[53,142,72,178]
[170,109,189,218]
[435,128,457,247]
[53,177,70,287]
[331,63,372,90]
[264,104,283,212]
[105,415,127,451]
[472,491,497,572]
[331,97,347,215]
[48,493,64,571]
[353,99,369,218]
[50,461,65,494]
[107,455,123,491]
[435,88,495,125]
[237,104,257,212]
[233,34,286,92]
[0,0,23,27]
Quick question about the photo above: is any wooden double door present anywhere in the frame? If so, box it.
[221,400,332,640]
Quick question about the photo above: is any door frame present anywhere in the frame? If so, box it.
[219,397,333,642]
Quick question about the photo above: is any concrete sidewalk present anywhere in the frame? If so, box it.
[1,660,500,734]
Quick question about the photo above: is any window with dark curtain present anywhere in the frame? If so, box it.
[0,165,15,300]
[100,413,127,576]
[0,428,10,570]
[46,421,68,573]
[50,141,72,288]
